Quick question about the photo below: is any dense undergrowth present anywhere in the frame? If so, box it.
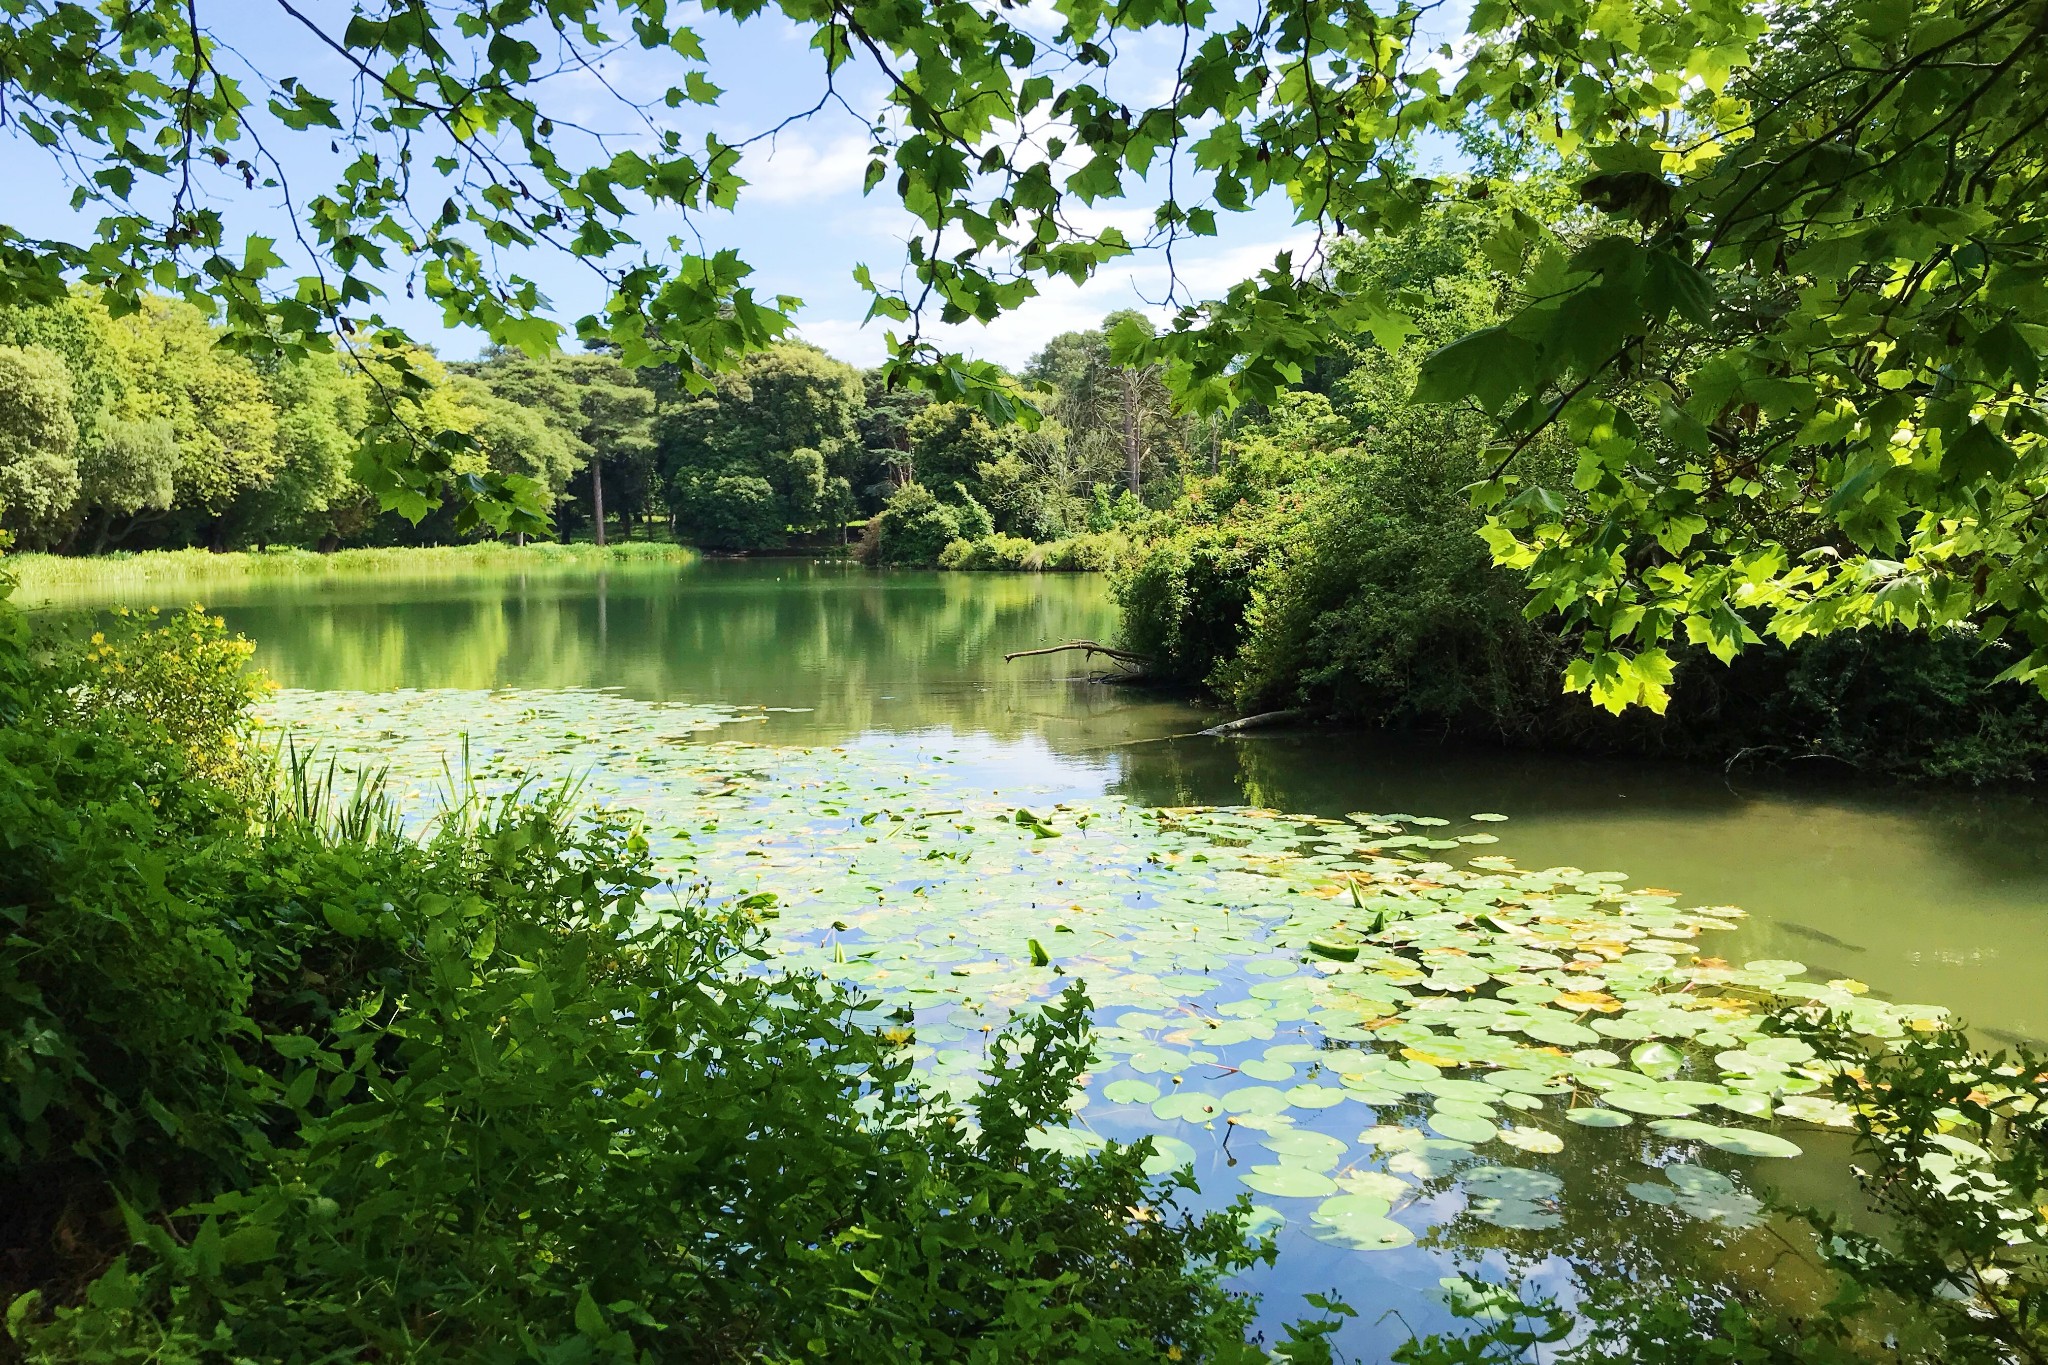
[1113,212,2048,785]
[0,590,1270,1362]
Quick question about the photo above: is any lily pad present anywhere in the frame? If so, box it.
[1242,1164,1340,1199]
[1100,1079,1161,1105]
[1429,1111,1499,1144]
[1498,1125,1564,1154]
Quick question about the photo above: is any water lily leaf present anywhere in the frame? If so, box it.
[1498,1125,1565,1154]
[1307,1214,1415,1250]
[1285,1084,1350,1110]
[1388,1139,1475,1179]
[1429,1111,1498,1144]
[1128,1047,1190,1075]
[1223,1086,1290,1116]
[1334,1169,1412,1201]
[1664,1163,1736,1198]
[1261,1129,1348,1160]
[1776,1095,1855,1127]
[1708,1092,1777,1120]
[1141,1135,1197,1175]
[1630,1041,1684,1075]
[1313,1192,1394,1225]
[1603,1088,1698,1118]
[1565,1107,1633,1128]
[1101,1079,1161,1105]
[1462,1166,1563,1201]
[1703,1128,1803,1159]
[1244,1204,1287,1237]
[1242,1164,1339,1198]
[1469,1197,1562,1230]
[1153,1091,1224,1123]
[1237,1058,1295,1082]
[1470,813,1510,822]
[1358,1124,1426,1151]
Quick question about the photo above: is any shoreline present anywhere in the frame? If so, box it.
[6,541,698,605]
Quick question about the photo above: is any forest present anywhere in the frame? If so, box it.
[0,289,1181,560]
[7,0,2048,1360]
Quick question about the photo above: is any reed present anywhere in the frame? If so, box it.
[6,540,696,605]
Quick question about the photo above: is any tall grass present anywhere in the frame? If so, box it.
[7,540,697,605]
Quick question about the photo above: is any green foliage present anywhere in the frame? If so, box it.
[104,298,278,520]
[0,345,80,547]
[906,402,1012,495]
[11,0,2048,668]
[935,530,1129,571]
[870,481,992,566]
[78,420,176,525]
[1115,517,1267,686]
[1118,209,2048,780]
[659,344,863,549]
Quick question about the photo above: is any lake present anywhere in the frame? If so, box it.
[47,556,2048,1354]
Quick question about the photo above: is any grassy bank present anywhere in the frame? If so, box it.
[7,541,697,606]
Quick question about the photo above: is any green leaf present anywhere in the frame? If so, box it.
[1412,327,1539,412]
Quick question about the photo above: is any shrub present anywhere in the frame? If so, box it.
[11,797,1269,1363]
[1114,514,1275,683]
[1216,450,1567,734]
[37,605,269,799]
[933,531,1130,573]
[872,482,969,565]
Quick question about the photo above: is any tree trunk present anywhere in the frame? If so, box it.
[590,456,607,547]
[1209,415,1220,476]
[1121,371,1142,497]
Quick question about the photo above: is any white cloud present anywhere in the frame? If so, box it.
[795,230,1317,370]
[739,130,873,204]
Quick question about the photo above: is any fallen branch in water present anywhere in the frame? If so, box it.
[1198,709,1305,737]
[1003,640,1153,669]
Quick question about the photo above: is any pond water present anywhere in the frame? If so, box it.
[51,557,2048,1354]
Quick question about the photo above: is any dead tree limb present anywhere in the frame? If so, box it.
[1198,709,1305,736]
[1003,640,1153,669]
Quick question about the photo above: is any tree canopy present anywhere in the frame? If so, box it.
[5,0,2046,701]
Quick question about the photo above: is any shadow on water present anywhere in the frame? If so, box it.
[1115,729,2048,1046]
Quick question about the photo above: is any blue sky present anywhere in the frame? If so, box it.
[1,0,1468,371]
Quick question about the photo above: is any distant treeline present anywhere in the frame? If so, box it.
[0,290,1210,557]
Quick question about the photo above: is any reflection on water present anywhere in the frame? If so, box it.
[110,556,2048,1047]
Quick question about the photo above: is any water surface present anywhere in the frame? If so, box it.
[58,555,2048,1353]
[126,556,2048,1046]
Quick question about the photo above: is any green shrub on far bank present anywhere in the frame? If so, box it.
[936,529,1129,572]
[0,589,1269,1363]
[867,482,994,566]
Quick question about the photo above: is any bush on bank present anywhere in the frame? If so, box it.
[0,588,1270,1363]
